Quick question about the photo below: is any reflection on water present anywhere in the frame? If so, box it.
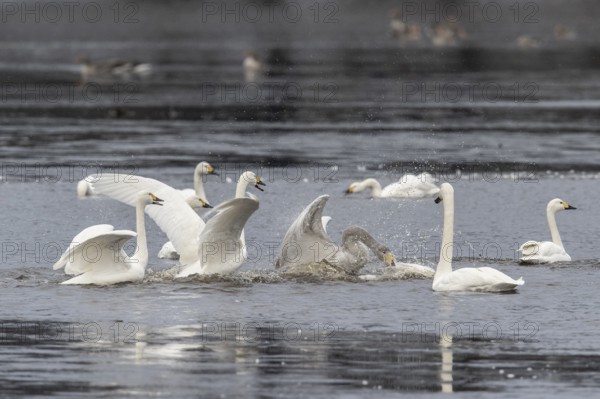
[4,319,600,397]
[440,334,454,394]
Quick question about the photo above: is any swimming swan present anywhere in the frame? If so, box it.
[275,195,395,274]
[518,198,576,264]
[53,192,164,285]
[346,172,439,199]
[432,183,524,292]
[87,172,263,276]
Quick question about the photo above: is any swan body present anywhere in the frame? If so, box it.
[347,173,439,199]
[519,198,576,264]
[388,262,435,278]
[275,195,395,275]
[87,172,263,276]
[54,192,163,285]
[431,183,524,292]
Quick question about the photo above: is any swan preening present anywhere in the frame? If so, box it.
[346,172,440,199]
[431,183,524,292]
[519,198,576,264]
[275,195,395,275]
[84,171,264,278]
[54,192,164,285]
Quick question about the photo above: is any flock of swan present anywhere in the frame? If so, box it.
[57,162,577,293]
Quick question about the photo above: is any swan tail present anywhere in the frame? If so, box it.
[515,277,525,285]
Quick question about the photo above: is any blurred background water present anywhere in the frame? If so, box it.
[1,0,600,397]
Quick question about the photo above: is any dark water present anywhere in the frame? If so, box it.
[1,0,600,397]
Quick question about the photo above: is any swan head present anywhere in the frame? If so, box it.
[548,198,576,213]
[346,182,359,194]
[378,248,396,267]
[434,182,454,203]
[196,161,218,176]
[138,192,164,206]
[241,171,266,192]
[346,180,370,194]
[198,197,213,209]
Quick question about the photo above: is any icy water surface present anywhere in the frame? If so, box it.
[2,0,600,397]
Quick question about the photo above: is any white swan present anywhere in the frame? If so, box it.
[518,198,576,264]
[177,161,218,205]
[432,183,524,292]
[346,172,439,199]
[275,195,395,274]
[159,171,265,260]
[87,172,263,277]
[53,192,164,285]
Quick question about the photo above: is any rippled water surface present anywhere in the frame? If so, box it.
[1,0,600,397]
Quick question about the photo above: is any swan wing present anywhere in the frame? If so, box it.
[54,224,115,271]
[198,197,259,245]
[321,216,332,233]
[275,195,333,269]
[87,173,204,265]
[55,228,136,276]
[519,241,569,263]
[178,197,259,276]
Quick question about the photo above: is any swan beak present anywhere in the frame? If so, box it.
[208,166,219,176]
[150,194,164,206]
[254,179,266,191]
[434,196,442,204]
[346,187,354,194]
[564,203,576,210]
[200,199,213,208]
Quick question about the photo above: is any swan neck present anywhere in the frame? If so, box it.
[193,171,207,200]
[547,207,563,248]
[435,193,454,282]
[342,228,379,253]
[364,179,382,197]
[134,200,149,268]
[235,174,250,198]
